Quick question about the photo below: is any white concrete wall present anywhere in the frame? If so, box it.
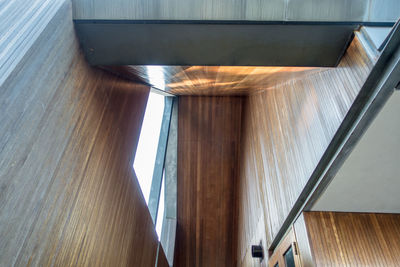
[313,91,400,213]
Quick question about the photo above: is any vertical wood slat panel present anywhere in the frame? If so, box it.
[175,96,243,267]
[237,36,375,265]
[0,2,161,266]
[157,245,170,267]
[0,0,65,87]
[293,213,316,267]
[73,0,389,22]
[72,0,286,20]
[304,212,400,267]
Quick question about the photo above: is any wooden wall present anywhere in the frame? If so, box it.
[304,212,400,266]
[72,0,400,22]
[237,36,374,266]
[106,65,320,96]
[0,1,165,266]
[157,245,170,267]
[175,96,243,267]
[0,0,65,87]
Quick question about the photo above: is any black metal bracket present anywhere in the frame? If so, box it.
[251,242,264,260]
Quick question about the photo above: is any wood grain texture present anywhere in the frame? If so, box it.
[293,214,315,267]
[106,65,321,96]
[72,0,286,20]
[0,2,165,266]
[268,227,301,267]
[175,96,243,267]
[72,0,397,22]
[157,246,170,267]
[304,212,400,267]
[236,35,375,265]
[0,0,65,86]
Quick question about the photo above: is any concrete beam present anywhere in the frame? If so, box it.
[74,22,357,66]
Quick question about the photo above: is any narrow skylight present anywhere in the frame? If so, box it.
[156,172,165,240]
[133,92,165,204]
[147,66,166,91]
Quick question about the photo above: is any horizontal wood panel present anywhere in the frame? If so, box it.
[304,212,400,267]
[106,65,321,95]
[0,2,162,266]
[236,35,374,265]
[175,96,243,267]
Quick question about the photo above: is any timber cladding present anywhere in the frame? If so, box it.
[236,35,375,266]
[0,1,164,266]
[175,96,244,267]
[304,212,400,266]
[107,65,320,96]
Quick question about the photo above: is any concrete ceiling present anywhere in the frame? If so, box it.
[312,90,400,213]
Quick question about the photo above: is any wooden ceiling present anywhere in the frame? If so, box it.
[103,65,325,95]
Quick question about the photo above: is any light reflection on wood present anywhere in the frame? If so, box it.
[304,212,400,267]
[0,2,163,266]
[236,35,375,266]
[104,65,325,95]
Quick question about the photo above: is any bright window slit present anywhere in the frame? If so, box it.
[133,92,165,204]
[156,172,165,239]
